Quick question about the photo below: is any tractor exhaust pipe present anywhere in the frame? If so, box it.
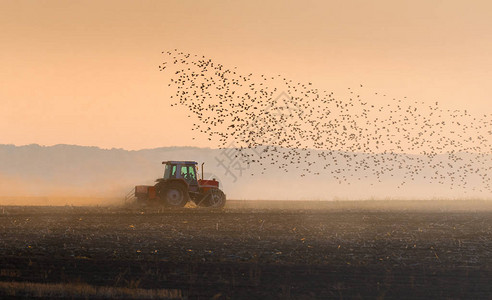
[201,163,204,180]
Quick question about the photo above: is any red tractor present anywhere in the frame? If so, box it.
[133,161,226,208]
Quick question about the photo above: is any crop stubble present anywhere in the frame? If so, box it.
[0,201,491,298]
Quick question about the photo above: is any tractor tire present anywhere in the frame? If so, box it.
[199,189,226,208]
[159,182,189,207]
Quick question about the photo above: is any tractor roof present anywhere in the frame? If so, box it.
[162,161,197,165]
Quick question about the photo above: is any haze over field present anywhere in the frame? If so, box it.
[1,1,491,201]
[0,144,489,202]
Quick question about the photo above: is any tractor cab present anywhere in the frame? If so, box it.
[162,161,199,192]
[163,161,198,181]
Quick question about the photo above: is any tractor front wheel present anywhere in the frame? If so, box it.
[159,183,188,207]
[199,189,226,208]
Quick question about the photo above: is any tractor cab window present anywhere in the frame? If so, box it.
[180,166,188,179]
[164,164,177,179]
[187,166,196,181]
[180,165,197,182]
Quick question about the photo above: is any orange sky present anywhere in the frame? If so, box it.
[1,0,491,150]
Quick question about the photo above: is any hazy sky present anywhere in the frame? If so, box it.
[1,0,491,150]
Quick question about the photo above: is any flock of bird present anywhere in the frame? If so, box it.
[159,50,492,194]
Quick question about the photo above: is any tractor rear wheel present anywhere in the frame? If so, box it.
[199,189,226,208]
[159,182,188,207]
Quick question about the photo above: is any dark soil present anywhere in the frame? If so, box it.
[1,201,492,299]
